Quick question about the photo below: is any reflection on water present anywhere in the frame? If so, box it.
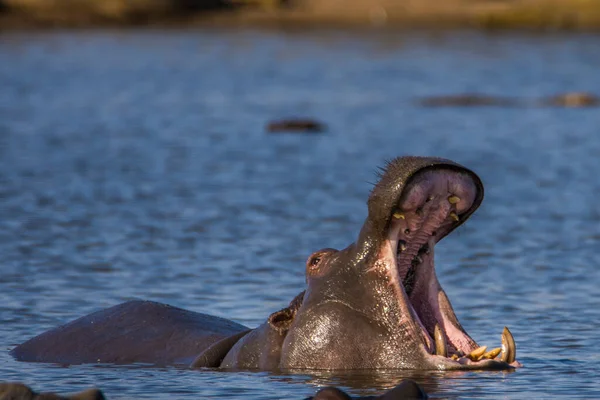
[1,29,600,399]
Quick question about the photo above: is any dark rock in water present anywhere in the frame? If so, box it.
[418,94,519,108]
[541,92,599,107]
[419,92,600,109]
[307,380,427,400]
[267,118,326,133]
[0,383,105,400]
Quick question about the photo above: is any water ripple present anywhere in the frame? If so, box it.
[0,29,599,399]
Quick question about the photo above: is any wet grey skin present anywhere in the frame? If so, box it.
[12,156,519,370]
[277,156,519,370]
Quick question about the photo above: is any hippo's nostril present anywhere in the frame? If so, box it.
[416,208,423,217]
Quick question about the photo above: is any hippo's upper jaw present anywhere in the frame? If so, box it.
[282,157,520,370]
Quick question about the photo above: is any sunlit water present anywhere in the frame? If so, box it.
[1,29,599,399]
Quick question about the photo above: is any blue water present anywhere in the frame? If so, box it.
[1,29,599,398]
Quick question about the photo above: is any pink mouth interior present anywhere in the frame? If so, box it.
[385,168,480,356]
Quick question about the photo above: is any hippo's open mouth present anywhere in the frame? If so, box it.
[378,167,518,369]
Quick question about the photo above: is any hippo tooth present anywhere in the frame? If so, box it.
[434,324,447,357]
[482,347,502,360]
[399,241,407,252]
[393,210,405,219]
[501,326,516,364]
[449,212,460,222]
[466,345,487,361]
[448,195,461,204]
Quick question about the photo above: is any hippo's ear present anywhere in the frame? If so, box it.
[268,307,296,334]
[190,330,251,368]
[267,290,307,334]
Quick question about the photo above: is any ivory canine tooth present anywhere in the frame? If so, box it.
[393,211,405,219]
[448,195,461,204]
[399,241,407,252]
[482,347,501,359]
[467,346,487,361]
[501,326,516,364]
[449,212,459,222]
[434,324,447,357]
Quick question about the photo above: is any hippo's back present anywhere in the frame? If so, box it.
[11,300,249,366]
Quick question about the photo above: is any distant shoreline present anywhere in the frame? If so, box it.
[2,0,600,31]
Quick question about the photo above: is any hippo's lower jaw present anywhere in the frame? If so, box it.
[375,168,519,370]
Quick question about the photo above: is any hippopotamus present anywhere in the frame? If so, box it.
[0,383,105,400]
[0,380,427,400]
[11,156,519,370]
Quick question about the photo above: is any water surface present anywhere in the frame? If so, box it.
[1,29,599,398]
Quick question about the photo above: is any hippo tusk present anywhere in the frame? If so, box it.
[434,324,447,357]
[501,326,516,364]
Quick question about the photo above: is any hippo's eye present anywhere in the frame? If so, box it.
[309,256,321,267]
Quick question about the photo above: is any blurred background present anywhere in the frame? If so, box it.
[1,0,600,29]
[1,1,600,399]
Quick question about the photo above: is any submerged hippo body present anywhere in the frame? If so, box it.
[12,156,519,370]
[11,300,250,366]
